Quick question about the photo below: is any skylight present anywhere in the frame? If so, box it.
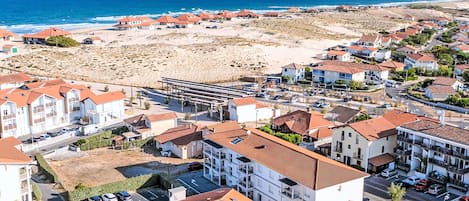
[231,137,243,144]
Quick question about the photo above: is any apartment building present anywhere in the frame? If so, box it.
[281,63,305,83]
[313,61,389,85]
[331,110,421,172]
[0,79,125,138]
[0,137,33,201]
[404,53,438,71]
[202,128,368,201]
[0,73,32,90]
[396,119,469,192]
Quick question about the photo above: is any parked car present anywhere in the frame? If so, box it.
[102,193,118,201]
[87,196,103,201]
[320,102,330,108]
[428,184,445,195]
[460,195,469,201]
[413,179,431,192]
[380,168,397,178]
[188,162,203,171]
[273,95,281,100]
[379,103,392,108]
[402,176,421,186]
[392,178,410,188]
[115,191,132,201]
[40,134,51,141]
[313,102,322,108]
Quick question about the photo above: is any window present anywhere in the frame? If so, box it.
[336,153,341,158]
[268,185,273,193]
[381,146,385,153]
[348,132,352,138]
[284,69,287,72]
[357,160,361,166]
[386,136,389,141]
[348,144,351,149]
[355,135,359,144]
[341,132,344,141]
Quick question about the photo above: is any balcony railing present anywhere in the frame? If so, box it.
[413,152,423,159]
[238,180,253,189]
[239,166,254,174]
[448,178,469,192]
[3,124,17,131]
[429,158,447,167]
[213,152,226,159]
[69,97,80,102]
[397,161,410,172]
[2,113,16,120]
[33,118,45,124]
[452,151,469,160]
[45,102,56,107]
[33,106,44,113]
[281,190,301,200]
[447,166,469,175]
[395,149,411,156]
[71,107,80,112]
[353,152,363,159]
[46,111,57,118]
[397,135,412,143]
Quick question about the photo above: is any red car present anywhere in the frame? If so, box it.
[414,179,431,192]
[460,196,469,201]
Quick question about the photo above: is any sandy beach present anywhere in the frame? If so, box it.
[0,1,463,87]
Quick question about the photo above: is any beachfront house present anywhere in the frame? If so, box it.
[356,34,382,47]
[228,97,278,123]
[22,27,71,44]
[113,16,156,30]
[156,15,178,26]
[455,64,469,75]
[82,36,103,45]
[347,45,378,59]
[0,29,16,41]
[235,10,260,18]
[0,137,34,201]
[216,11,236,21]
[2,44,19,54]
[177,14,201,24]
[404,53,438,71]
[326,50,351,62]
[198,12,216,21]
[0,72,32,90]
[281,63,305,83]
[314,61,389,85]
[82,91,126,125]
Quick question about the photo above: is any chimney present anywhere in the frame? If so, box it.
[246,130,251,135]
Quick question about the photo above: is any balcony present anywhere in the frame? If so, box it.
[397,135,412,143]
[71,107,80,112]
[431,145,451,155]
[33,106,44,113]
[33,118,46,124]
[395,149,411,156]
[448,178,469,192]
[281,190,301,200]
[452,151,469,160]
[413,152,423,159]
[3,124,17,131]
[239,166,254,175]
[428,171,448,184]
[396,161,410,172]
[46,111,57,118]
[447,166,469,175]
[20,171,28,180]
[335,147,343,153]
[238,180,253,189]
[213,152,226,159]
[45,102,56,108]
[2,113,16,120]
[353,152,363,159]
[429,158,447,167]
[68,97,80,102]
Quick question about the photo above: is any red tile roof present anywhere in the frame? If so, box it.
[0,137,32,164]
[198,12,215,20]
[407,53,436,62]
[358,34,381,43]
[282,63,304,70]
[349,117,397,141]
[0,72,32,85]
[232,97,256,106]
[456,64,469,71]
[183,188,251,201]
[433,77,459,86]
[401,120,469,145]
[426,85,456,95]
[154,124,200,144]
[177,14,201,23]
[147,112,177,122]
[156,15,178,23]
[86,91,126,105]
[23,27,70,39]
[378,61,405,70]
[235,9,260,18]
[206,128,368,190]
[327,50,348,56]
[272,110,332,135]
[314,63,364,74]
[0,29,15,38]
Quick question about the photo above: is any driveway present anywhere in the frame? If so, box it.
[132,187,168,201]
[176,170,219,195]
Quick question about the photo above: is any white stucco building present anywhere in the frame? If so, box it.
[404,53,439,71]
[0,73,32,90]
[203,128,369,201]
[82,91,125,125]
[0,137,33,201]
[313,61,389,85]
[228,97,278,123]
[281,63,305,83]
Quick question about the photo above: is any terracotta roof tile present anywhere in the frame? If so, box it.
[206,128,368,190]
[433,77,458,86]
[327,50,348,56]
[177,14,201,23]
[198,12,215,20]
[282,63,304,70]
[426,85,456,95]
[0,137,32,164]
[183,188,251,201]
[456,64,469,71]
[155,124,199,144]
[272,110,332,135]
[232,97,256,106]
[204,121,240,133]
[400,120,469,146]
[86,91,125,105]
[0,29,15,38]
[407,53,436,62]
[0,72,32,85]
[23,27,70,39]
[358,34,381,43]
[368,153,394,167]
[378,61,405,70]
[327,106,361,123]
[349,117,397,141]
[147,112,177,122]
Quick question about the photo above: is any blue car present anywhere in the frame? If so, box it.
[89,196,103,201]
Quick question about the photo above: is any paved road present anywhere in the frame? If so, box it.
[32,176,64,201]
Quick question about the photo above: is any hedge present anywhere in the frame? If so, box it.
[32,182,42,201]
[120,137,152,150]
[68,174,160,201]
[35,153,60,184]
[75,131,115,151]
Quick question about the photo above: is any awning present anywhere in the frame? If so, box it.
[369,153,394,167]
[279,178,297,186]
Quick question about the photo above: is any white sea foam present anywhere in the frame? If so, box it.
[0,23,112,34]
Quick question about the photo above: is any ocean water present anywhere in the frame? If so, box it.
[0,0,448,34]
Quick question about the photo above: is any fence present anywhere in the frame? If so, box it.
[407,95,469,114]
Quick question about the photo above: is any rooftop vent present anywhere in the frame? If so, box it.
[255,145,266,149]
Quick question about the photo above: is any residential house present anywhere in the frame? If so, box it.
[424,85,457,101]
[177,14,202,24]
[460,25,469,33]
[0,29,15,41]
[235,10,260,18]
[156,15,178,25]
[216,11,236,21]
[2,44,18,54]
[452,33,469,44]
[396,119,469,192]
[330,110,421,172]
[169,187,251,201]
[455,64,469,76]
[347,45,378,59]
[0,73,32,90]
[374,50,392,62]
[271,110,333,150]
[315,61,389,85]
[175,21,193,28]
[22,27,71,44]
[378,61,405,72]
[325,106,362,124]
[113,16,157,30]
[432,77,463,91]
[263,12,279,18]
[198,12,216,21]
[82,36,103,44]
[82,91,126,125]
[0,137,33,201]
[326,50,351,61]
[381,36,392,48]
[427,17,451,26]
[155,124,202,159]
[404,53,438,71]
[228,97,277,123]
[452,44,469,53]
[356,34,382,47]
[203,128,369,201]
[281,63,305,83]
[124,112,178,139]
[396,45,419,55]
[404,14,415,21]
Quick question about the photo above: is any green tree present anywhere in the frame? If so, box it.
[462,71,469,82]
[349,80,364,90]
[355,113,371,121]
[305,66,311,73]
[388,183,406,201]
[438,54,453,65]
[46,36,80,47]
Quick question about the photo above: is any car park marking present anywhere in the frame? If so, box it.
[177,178,201,194]
[191,179,199,187]
[143,189,159,199]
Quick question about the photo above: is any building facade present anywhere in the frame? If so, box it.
[228,97,277,123]
[281,63,305,83]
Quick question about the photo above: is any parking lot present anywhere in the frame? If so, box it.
[132,187,168,201]
[365,175,464,201]
[176,170,219,195]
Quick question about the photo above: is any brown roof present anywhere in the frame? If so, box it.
[272,110,332,135]
[382,109,421,126]
[349,117,398,141]
[0,72,32,85]
[198,12,215,20]
[205,121,240,133]
[314,63,364,74]
[309,127,333,140]
[147,112,177,122]
[320,60,388,72]
[183,188,251,201]
[368,153,394,167]
[177,14,201,23]
[0,137,32,164]
[397,45,418,52]
[358,34,381,43]
[327,106,361,123]
[378,61,405,70]
[232,97,256,106]
[282,63,304,70]
[156,15,178,23]
[456,64,469,71]
[235,9,260,17]
[86,91,126,105]
[400,120,469,146]
[0,29,15,38]
[23,27,70,39]
[124,114,148,128]
[455,44,469,51]
[433,77,459,86]
[407,53,436,62]
[327,50,348,56]
[155,124,199,144]
[426,85,456,95]
[206,128,368,190]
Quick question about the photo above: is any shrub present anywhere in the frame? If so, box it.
[144,101,151,110]
[35,153,60,183]
[32,182,42,201]
[164,96,170,104]
[46,36,80,47]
